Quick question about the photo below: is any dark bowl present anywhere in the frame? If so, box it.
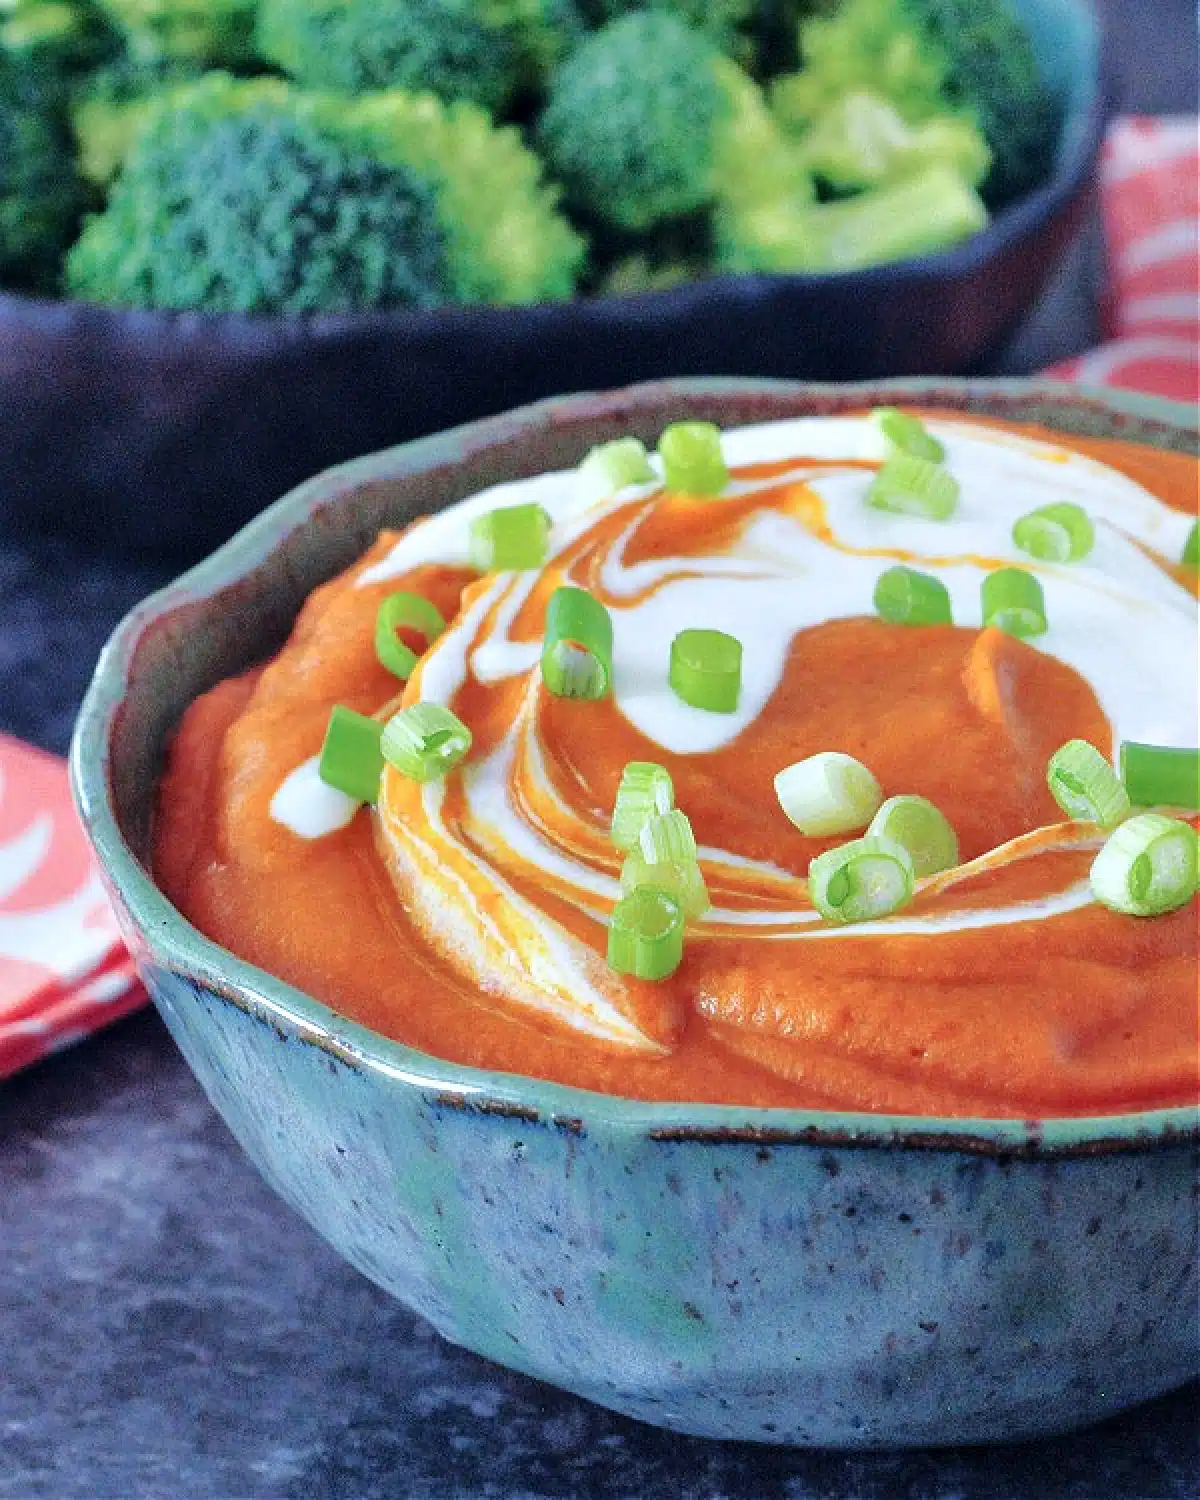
[0,0,1103,559]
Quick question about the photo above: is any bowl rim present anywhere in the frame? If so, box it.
[71,375,1199,1158]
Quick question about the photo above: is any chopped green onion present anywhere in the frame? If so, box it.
[1089,813,1198,917]
[380,703,472,783]
[611,761,674,851]
[808,835,915,924]
[620,850,711,920]
[1120,742,1200,811]
[775,751,883,838]
[541,586,613,700]
[873,565,953,626]
[318,706,385,804]
[638,809,697,866]
[374,592,446,681]
[668,628,742,713]
[870,407,945,462]
[867,795,958,876]
[1047,740,1131,827]
[468,503,551,572]
[1012,502,1095,563]
[658,421,729,496]
[866,453,959,520]
[576,437,656,504]
[1182,520,1198,568]
[607,886,685,980]
[981,567,1048,638]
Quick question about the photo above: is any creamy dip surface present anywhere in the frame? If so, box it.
[155,413,1199,1117]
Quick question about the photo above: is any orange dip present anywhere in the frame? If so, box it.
[154,413,1199,1117]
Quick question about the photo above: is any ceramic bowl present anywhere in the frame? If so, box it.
[71,378,1198,1449]
[3,0,1104,558]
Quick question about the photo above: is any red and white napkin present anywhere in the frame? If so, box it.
[0,115,1195,1079]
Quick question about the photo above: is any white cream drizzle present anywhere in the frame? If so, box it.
[269,415,1198,1047]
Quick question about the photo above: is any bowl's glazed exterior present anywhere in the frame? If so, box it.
[71,378,1199,1448]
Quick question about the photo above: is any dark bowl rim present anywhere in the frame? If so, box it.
[70,375,1199,1159]
[1,4,1106,334]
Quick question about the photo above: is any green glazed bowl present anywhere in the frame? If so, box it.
[71,378,1199,1448]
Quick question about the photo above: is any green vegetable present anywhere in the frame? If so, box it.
[620,849,710,920]
[980,567,1047,639]
[375,592,446,681]
[867,451,960,520]
[1120,743,1200,812]
[607,885,685,980]
[538,12,724,233]
[67,74,584,310]
[576,437,656,504]
[591,0,755,53]
[257,0,526,115]
[808,834,916,924]
[92,0,256,67]
[796,89,990,193]
[1013,502,1096,563]
[380,702,473,782]
[658,420,728,495]
[318,706,385,804]
[1089,813,1198,918]
[541,585,613,700]
[775,752,883,838]
[668,629,742,713]
[773,0,1060,209]
[0,53,86,291]
[468,503,552,572]
[1047,740,1130,828]
[611,761,674,853]
[872,565,952,626]
[70,55,203,185]
[1,0,117,77]
[867,794,958,876]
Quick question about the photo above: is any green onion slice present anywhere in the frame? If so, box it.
[576,437,656,504]
[1120,742,1200,811]
[374,592,446,681]
[468,502,552,573]
[607,886,685,980]
[870,407,945,461]
[317,706,385,804]
[1089,813,1198,917]
[873,565,953,626]
[541,585,613,700]
[981,567,1048,638]
[866,795,959,876]
[658,421,729,496]
[620,850,711,920]
[638,808,697,866]
[380,703,472,783]
[1182,520,1198,568]
[808,835,916,924]
[1012,502,1095,564]
[669,628,742,713]
[866,453,959,520]
[1047,740,1131,827]
[775,751,883,838]
[611,762,674,851]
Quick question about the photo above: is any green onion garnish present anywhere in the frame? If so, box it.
[607,886,685,980]
[774,751,883,838]
[620,849,711,920]
[981,567,1048,638]
[808,835,916,924]
[637,808,697,866]
[1047,740,1131,827]
[541,585,613,700]
[576,437,656,504]
[611,761,674,851]
[668,628,743,713]
[872,565,953,626]
[1089,813,1198,917]
[380,703,472,783]
[374,591,447,681]
[866,453,959,521]
[658,421,729,496]
[1120,742,1200,811]
[468,503,551,573]
[1182,520,1198,568]
[317,706,385,804]
[870,407,945,462]
[1012,502,1095,564]
[866,794,959,876]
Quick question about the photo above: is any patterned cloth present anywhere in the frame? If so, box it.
[1,116,1196,1078]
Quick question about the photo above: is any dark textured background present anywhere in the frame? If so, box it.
[2,2,1198,1494]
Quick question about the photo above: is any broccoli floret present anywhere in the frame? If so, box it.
[587,0,754,53]
[91,0,257,67]
[70,55,202,183]
[257,0,525,115]
[538,12,724,233]
[65,84,453,312]
[0,53,86,290]
[67,74,584,310]
[1,0,118,78]
[796,90,990,193]
[773,0,1059,207]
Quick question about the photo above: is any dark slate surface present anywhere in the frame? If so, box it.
[2,3,1198,1493]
